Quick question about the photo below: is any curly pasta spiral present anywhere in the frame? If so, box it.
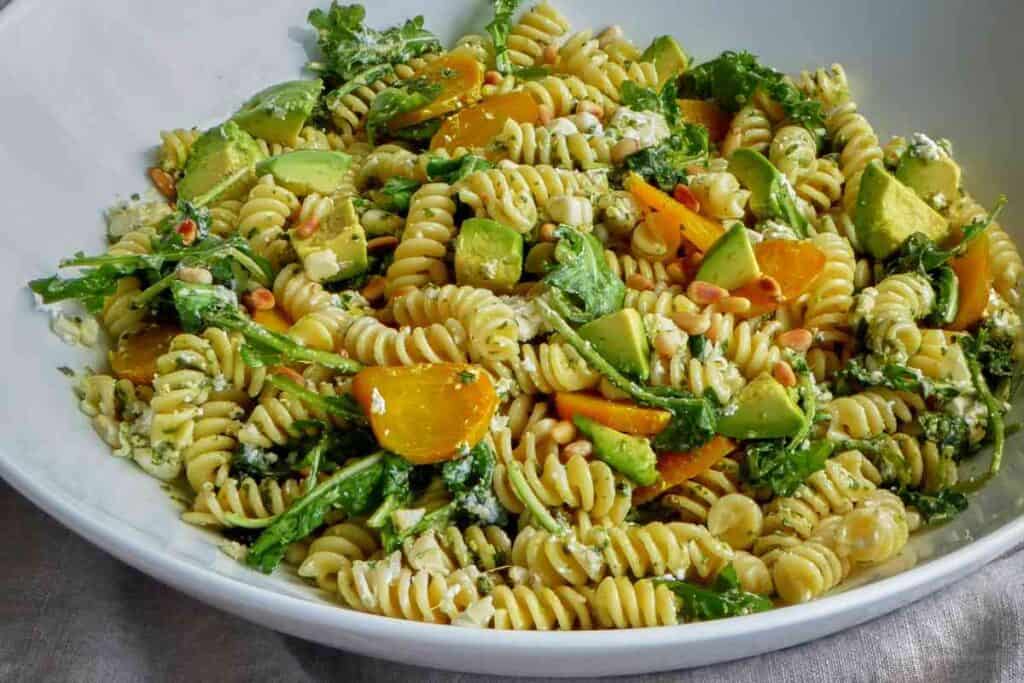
[298,522,382,590]
[862,272,935,359]
[386,182,457,293]
[557,31,659,100]
[713,315,784,380]
[237,385,340,449]
[406,526,512,574]
[864,433,957,494]
[341,316,470,367]
[457,167,540,234]
[180,398,244,492]
[492,584,593,630]
[208,199,242,237]
[799,63,850,111]
[803,233,856,347]
[623,289,698,317]
[721,104,772,158]
[766,537,848,605]
[688,171,750,221]
[158,128,200,173]
[486,340,601,394]
[827,105,882,213]
[239,174,300,269]
[489,119,612,170]
[391,285,520,362]
[951,196,1023,306]
[824,389,924,440]
[832,490,911,565]
[100,277,149,339]
[522,74,616,118]
[591,577,679,628]
[357,144,423,188]
[649,352,746,405]
[184,475,310,527]
[769,125,818,182]
[604,251,672,287]
[507,2,571,68]
[795,158,844,215]
[107,227,156,257]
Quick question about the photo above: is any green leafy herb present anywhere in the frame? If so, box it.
[620,79,682,128]
[510,65,551,81]
[379,176,421,213]
[307,3,441,84]
[542,226,626,324]
[955,333,1006,489]
[744,439,832,497]
[536,297,717,452]
[681,50,824,132]
[658,565,772,621]
[265,374,367,425]
[833,357,955,400]
[486,0,522,75]
[366,77,441,144]
[622,124,709,191]
[245,451,387,572]
[968,318,1018,388]
[897,488,968,526]
[918,412,971,459]
[425,154,493,183]
[390,118,442,143]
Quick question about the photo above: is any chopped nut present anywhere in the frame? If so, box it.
[666,260,688,285]
[773,360,797,387]
[175,265,213,285]
[484,70,503,86]
[367,235,399,251]
[687,280,728,305]
[272,366,306,385]
[753,274,784,301]
[716,296,752,314]
[361,276,387,302]
[539,222,558,242]
[778,328,813,352]
[176,219,197,246]
[245,287,276,311]
[575,100,604,118]
[672,310,710,336]
[562,439,593,459]
[148,167,176,200]
[654,331,683,358]
[626,273,655,291]
[550,420,576,444]
[295,216,319,239]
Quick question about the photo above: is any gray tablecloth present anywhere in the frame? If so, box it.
[2,482,1022,682]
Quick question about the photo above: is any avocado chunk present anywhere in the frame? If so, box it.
[895,134,961,210]
[855,160,949,259]
[454,218,523,293]
[573,415,657,486]
[641,36,689,86]
[290,197,368,283]
[177,122,265,201]
[256,150,352,196]
[728,149,809,237]
[695,222,760,290]
[578,308,650,381]
[232,79,323,145]
[717,375,806,439]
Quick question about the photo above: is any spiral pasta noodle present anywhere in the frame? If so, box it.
[823,389,924,440]
[795,158,844,215]
[802,233,856,347]
[721,104,772,158]
[298,521,382,590]
[590,577,679,628]
[688,171,750,221]
[521,74,616,118]
[507,2,571,68]
[489,119,612,170]
[158,128,200,173]
[860,272,935,359]
[492,583,593,630]
[386,182,457,293]
[239,174,300,270]
[557,31,659,100]
[486,341,602,394]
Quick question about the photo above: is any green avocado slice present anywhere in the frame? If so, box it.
[573,415,658,486]
[717,375,807,439]
[233,79,323,146]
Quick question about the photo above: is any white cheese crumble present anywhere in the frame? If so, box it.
[607,107,670,149]
[370,387,387,415]
[760,220,800,241]
[907,132,945,161]
[499,295,549,341]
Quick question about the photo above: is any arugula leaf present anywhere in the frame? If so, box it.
[681,50,824,132]
[307,3,441,84]
[366,77,441,144]
[170,282,363,373]
[743,439,832,497]
[897,488,968,526]
[486,0,522,75]
[622,124,709,191]
[536,297,717,451]
[658,565,772,621]
[968,318,1018,387]
[833,357,955,400]
[620,79,682,128]
[918,412,971,459]
[390,118,441,143]
[543,226,625,324]
[955,332,1006,489]
[264,374,366,425]
[378,176,421,213]
[245,451,387,572]
[425,154,493,183]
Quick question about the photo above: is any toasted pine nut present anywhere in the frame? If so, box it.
[367,235,399,251]
[148,167,176,200]
[246,287,276,311]
[626,273,655,291]
[539,222,558,242]
[716,296,752,314]
[550,420,577,444]
[666,261,688,285]
[654,331,682,358]
[272,366,306,385]
[361,276,387,302]
[563,439,593,459]
[295,216,319,239]
[175,265,212,285]
[542,44,559,65]
[773,360,798,387]
[537,103,554,125]
[576,100,604,118]
[484,70,503,86]
[754,274,784,301]
[611,138,640,165]
[687,280,728,305]
[672,310,710,336]
[778,328,813,352]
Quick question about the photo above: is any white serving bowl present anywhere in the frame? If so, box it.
[1,0,1022,676]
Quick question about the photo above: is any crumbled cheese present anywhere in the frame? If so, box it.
[50,312,99,348]
[607,107,670,149]
[569,112,603,135]
[218,540,249,561]
[721,402,738,417]
[106,192,173,239]
[391,507,426,533]
[489,413,510,433]
[303,249,341,283]
[499,295,549,341]
[520,353,537,374]
[495,378,518,398]
[929,192,948,211]
[745,228,764,244]
[907,132,945,161]
[759,220,799,241]
[370,387,387,415]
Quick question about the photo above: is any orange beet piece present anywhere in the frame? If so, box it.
[627,173,724,252]
[352,363,498,464]
[252,306,292,334]
[948,236,991,331]
[390,53,484,129]
[431,91,539,151]
[555,392,671,436]
[633,436,736,504]
[731,239,827,316]
[109,324,181,384]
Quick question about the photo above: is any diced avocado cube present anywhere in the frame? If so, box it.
[256,150,352,196]
[177,122,265,201]
[696,222,760,290]
[729,148,809,236]
[578,308,650,381]
[290,197,367,283]
[895,136,961,209]
[855,160,950,260]
[232,79,323,145]
[573,415,658,486]
[717,375,807,439]
[454,218,523,293]
[641,36,689,86]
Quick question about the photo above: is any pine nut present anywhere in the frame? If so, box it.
[246,288,276,311]
[175,219,197,246]
[563,439,593,459]
[484,70,503,86]
[773,360,797,387]
[626,273,655,291]
[361,276,387,302]
[687,280,728,305]
[778,328,813,352]
[367,235,399,251]
[148,167,176,200]
[716,296,752,314]
[539,222,558,242]
[550,420,577,444]
[654,331,682,358]
[753,275,784,301]
[611,138,640,165]
[672,310,710,336]
[295,216,319,239]
[175,265,212,285]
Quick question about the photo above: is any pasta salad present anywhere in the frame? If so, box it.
[29,1,1023,630]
